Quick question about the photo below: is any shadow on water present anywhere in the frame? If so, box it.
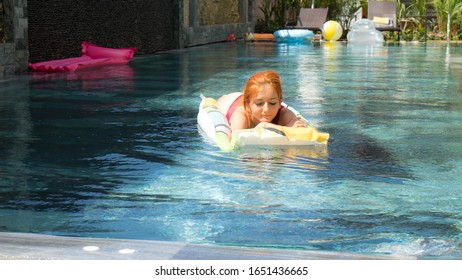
[326,127,414,184]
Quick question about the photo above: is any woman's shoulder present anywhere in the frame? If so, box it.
[279,106,293,117]
[278,106,298,125]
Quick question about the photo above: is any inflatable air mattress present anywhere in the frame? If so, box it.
[29,42,137,73]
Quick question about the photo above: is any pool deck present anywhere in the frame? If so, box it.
[0,232,413,260]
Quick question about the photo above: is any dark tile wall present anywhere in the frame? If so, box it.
[28,0,179,62]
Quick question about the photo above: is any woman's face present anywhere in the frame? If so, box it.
[250,84,281,124]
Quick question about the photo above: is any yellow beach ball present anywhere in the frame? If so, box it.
[322,21,343,41]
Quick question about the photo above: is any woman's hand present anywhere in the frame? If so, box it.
[291,119,307,128]
[255,122,272,129]
[256,120,306,129]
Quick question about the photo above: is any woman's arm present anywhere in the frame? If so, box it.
[229,107,249,131]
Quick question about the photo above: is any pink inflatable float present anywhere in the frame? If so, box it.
[29,42,137,72]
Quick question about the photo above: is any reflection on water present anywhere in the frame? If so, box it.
[0,78,33,209]
[447,47,462,91]
[1,42,462,258]
[30,64,135,92]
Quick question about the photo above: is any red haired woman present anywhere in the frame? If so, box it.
[216,70,306,133]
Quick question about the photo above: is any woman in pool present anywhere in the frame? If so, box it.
[216,70,306,132]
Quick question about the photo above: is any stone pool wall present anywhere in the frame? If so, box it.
[0,0,28,77]
[0,1,5,43]
[180,0,254,48]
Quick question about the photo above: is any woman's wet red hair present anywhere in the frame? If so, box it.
[242,70,283,127]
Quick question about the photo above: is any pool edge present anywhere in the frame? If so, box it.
[0,232,413,260]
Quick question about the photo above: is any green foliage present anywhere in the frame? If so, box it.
[256,0,311,33]
[333,0,362,34]
[387,0,462,42]
[432,0,462,39]
[258,0,276,28]
[255,0,462,41]
[396,0,408,21]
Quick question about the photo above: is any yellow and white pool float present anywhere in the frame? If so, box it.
[197,95,329,151]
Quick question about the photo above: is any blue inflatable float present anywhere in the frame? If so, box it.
[273,29,314,43]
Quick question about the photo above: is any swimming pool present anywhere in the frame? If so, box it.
[1,41,462,259]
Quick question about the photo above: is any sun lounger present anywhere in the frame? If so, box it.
[285,8,329,32]
[367,0,402,37]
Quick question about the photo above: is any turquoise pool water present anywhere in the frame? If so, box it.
[1,41,462,259]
